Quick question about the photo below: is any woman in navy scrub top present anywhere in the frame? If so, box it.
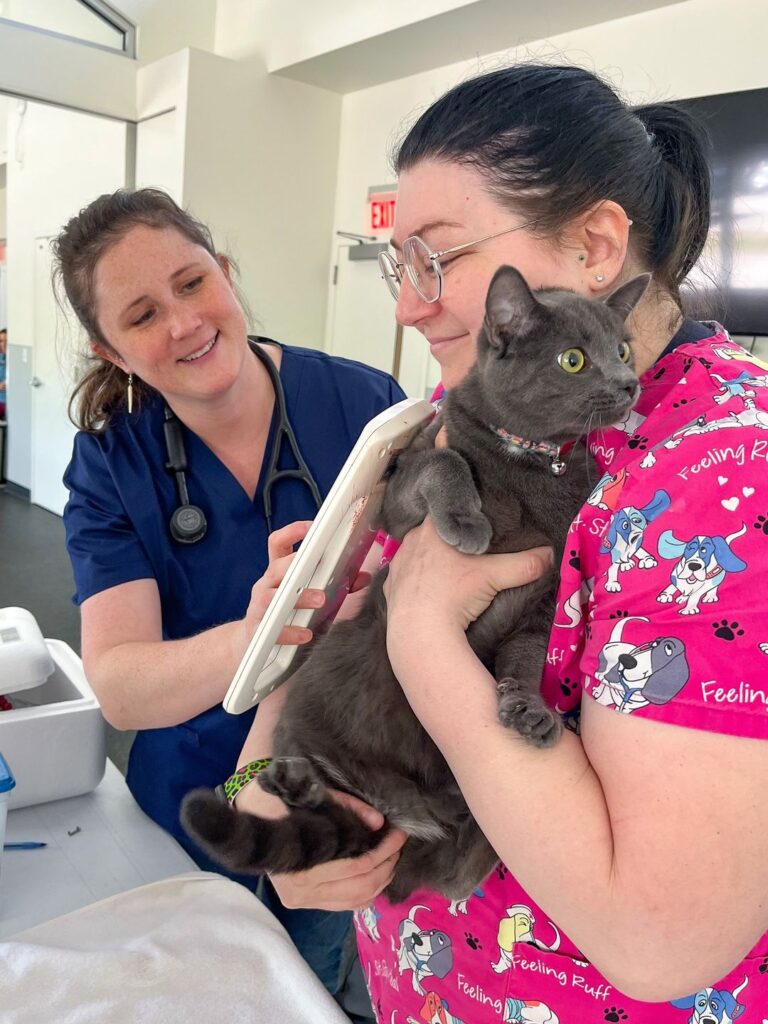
[56,188,405,996]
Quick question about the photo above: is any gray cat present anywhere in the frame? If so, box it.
[182,265,648,902]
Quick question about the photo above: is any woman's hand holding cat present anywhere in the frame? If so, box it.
[235,780,407,911]
[384,517,553,635]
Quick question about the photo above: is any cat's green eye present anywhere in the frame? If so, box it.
[618,341,632,363]
[558,348,586,374]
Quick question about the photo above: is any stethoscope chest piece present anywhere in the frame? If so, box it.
[169,503,208,544]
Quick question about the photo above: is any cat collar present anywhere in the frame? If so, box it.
[489,424,568,476]
[217,757,273,806]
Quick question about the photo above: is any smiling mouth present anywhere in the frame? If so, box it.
[180,333,218,362]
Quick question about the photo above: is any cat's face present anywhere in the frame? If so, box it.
[475,266,648,442]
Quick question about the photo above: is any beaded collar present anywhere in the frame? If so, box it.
[489,424,569,476]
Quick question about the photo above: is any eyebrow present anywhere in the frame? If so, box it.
[121,263,203,317]
[389,219,464,252]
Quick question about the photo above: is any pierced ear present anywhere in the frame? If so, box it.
[90,339,125,369]
[604,273,652,322]
[484,265,538,350]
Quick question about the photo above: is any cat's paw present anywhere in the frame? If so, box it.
[258,756,326,809]
[437,511,492,554]
[496,679,563,748]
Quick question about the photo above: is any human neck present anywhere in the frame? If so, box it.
[626,285,684,376]
[166,344,276,451]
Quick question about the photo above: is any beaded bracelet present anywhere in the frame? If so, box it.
[219,757,273,806]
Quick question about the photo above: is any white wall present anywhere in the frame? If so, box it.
[0,16,135,120]
[135,49,188,200]
[181,48,341,348]
[136,0,216,65]
[327,0,768,395]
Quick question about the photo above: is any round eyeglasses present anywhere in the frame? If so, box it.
[378,225,529,304]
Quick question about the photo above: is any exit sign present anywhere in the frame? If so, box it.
[368,185,396,233]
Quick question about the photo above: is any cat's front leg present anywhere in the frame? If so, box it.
[494,623,562,748]
[381,447,491,554]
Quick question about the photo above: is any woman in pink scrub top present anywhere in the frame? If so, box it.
[237,64,768,1022]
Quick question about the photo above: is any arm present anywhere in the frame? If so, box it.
[82,521,321,730]
[384,519,768,1002]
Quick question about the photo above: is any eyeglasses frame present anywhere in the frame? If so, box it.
[378,224,529,304]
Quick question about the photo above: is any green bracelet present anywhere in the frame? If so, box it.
[220,757,273,806]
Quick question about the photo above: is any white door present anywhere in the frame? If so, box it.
[30,236,80,514]
[15,104,127,515]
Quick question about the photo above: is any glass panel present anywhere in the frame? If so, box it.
[0,0,126,52]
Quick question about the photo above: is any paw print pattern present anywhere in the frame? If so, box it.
[560,676,577,697]
[609,609,630,619]
[464,931,482,950]
[754,515,768,536]
[496,863,509,881]
[604,1009,629,1023]
[627,433,648,451]
[653,366,666,380]
[683,356,694,373]
[569,549,581,570]
[712,620,745,641]
[759,956,768,974]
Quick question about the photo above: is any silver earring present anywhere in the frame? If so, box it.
[127,372,134,414]
[596,273,605,283]
[627,219,634,227]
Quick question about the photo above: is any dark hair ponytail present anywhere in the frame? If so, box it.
[631,102,711,296]
[395,65,712,306]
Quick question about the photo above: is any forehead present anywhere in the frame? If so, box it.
[94,225,209,300]
[393,159,507,241]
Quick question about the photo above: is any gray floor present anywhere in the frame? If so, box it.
[0,487,134,772]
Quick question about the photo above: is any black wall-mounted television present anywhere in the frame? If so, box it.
[675,87,768,337]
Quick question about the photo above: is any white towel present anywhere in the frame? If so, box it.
[0,872,351,1023]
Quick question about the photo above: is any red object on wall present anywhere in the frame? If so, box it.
[368,187,396,233]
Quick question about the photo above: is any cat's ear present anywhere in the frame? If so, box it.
[483,265,538,352]
[603,273,652,322]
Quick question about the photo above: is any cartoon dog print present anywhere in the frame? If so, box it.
[504,997,560,1024]
[671,975,748,1024]
[403,991,467,1024]
[593,616,690,714]
[395,905,454,995]
[447,887,484,917]
[355,904,382,942]
[641,407,768,468]
[602,489,671,593]
[612,407,646,437]
[554,576,595,631]
[712,370,768,409]
[657,523,747,615]
[491,904,560,974]
[587,466,628,512]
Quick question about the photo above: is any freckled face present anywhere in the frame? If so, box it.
[92,224,249,405]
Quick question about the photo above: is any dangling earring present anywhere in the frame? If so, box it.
[596,273,605,283]
[127,372,134,414]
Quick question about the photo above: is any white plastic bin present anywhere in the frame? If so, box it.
[0,641,106,809]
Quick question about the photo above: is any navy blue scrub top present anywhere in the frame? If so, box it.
[63,340,405,853]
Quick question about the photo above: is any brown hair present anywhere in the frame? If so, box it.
[53,188,231,432]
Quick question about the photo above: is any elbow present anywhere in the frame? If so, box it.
[83,656,134,730]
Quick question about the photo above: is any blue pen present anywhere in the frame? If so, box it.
[3,842,48,850]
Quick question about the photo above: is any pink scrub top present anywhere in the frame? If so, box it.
[356,332,768,1024]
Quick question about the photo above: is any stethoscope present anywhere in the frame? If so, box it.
[164,338,322,544]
